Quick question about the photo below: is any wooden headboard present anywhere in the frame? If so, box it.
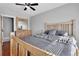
[44,20,74,35]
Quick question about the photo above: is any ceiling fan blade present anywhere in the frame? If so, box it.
[30,3,38,6]
[24,7,27,10]
[30,7,36,11]
[16,3,25,6]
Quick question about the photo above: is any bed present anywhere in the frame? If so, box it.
[10,20,79,56]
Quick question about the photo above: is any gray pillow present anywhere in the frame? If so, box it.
[33,33,49,39]
[44,30,49,34]
[56,30,68,36]
[49,29,56,36]
[44,29,56,35]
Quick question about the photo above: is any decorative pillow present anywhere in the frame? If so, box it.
[56,30,68,36]
[43,35,49,39]
[33,33,49,39]
[44,29,56,36]
[47,35,54,41]
[63,32,68,36]
[48,29,56,36]
[57,36,69,44]
[44,30,49,34]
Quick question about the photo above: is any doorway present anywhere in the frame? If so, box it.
[1,16,14,56]
[2,16,14,42]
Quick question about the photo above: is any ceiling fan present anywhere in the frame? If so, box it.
[16,3,38,11]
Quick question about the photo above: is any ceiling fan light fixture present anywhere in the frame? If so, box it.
[24,7,27,10]
[16,3,38,11]
[26,6,30,9]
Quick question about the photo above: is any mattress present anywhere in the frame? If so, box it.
[22,36,50,49]
[22,36,77,56]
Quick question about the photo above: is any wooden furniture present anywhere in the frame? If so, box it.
[44,20,74,35]
[10,20,79,56]
[16,17,28,30]
[16,17,31,38]
[15,30,32,38]
[10,36,53,56]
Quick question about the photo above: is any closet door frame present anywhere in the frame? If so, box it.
[1,14,16,31]
[0,15,2,55]
[1,15,15,42]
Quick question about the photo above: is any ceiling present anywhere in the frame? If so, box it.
[0,3,66,17]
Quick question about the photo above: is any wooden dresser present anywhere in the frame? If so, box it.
[15,17,31,38]
[15,30,32,38]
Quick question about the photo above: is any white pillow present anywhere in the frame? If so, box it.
[63,32,68,36]
[58,36,69,44]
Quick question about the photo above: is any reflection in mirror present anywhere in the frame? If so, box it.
[16,17,28,30]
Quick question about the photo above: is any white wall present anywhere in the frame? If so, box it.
[30,3,79,47]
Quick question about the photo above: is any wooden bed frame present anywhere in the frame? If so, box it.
[44,20,74,35]
[10,20,79,56]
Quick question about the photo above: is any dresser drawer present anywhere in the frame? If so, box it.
[16,30,32,38]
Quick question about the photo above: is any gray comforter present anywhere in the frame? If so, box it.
[22,35,78,56]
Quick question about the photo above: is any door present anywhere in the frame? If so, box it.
[0,16,14,56]
[2,17,14,42]
[3,17,12,42]
[0,15,2,56]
